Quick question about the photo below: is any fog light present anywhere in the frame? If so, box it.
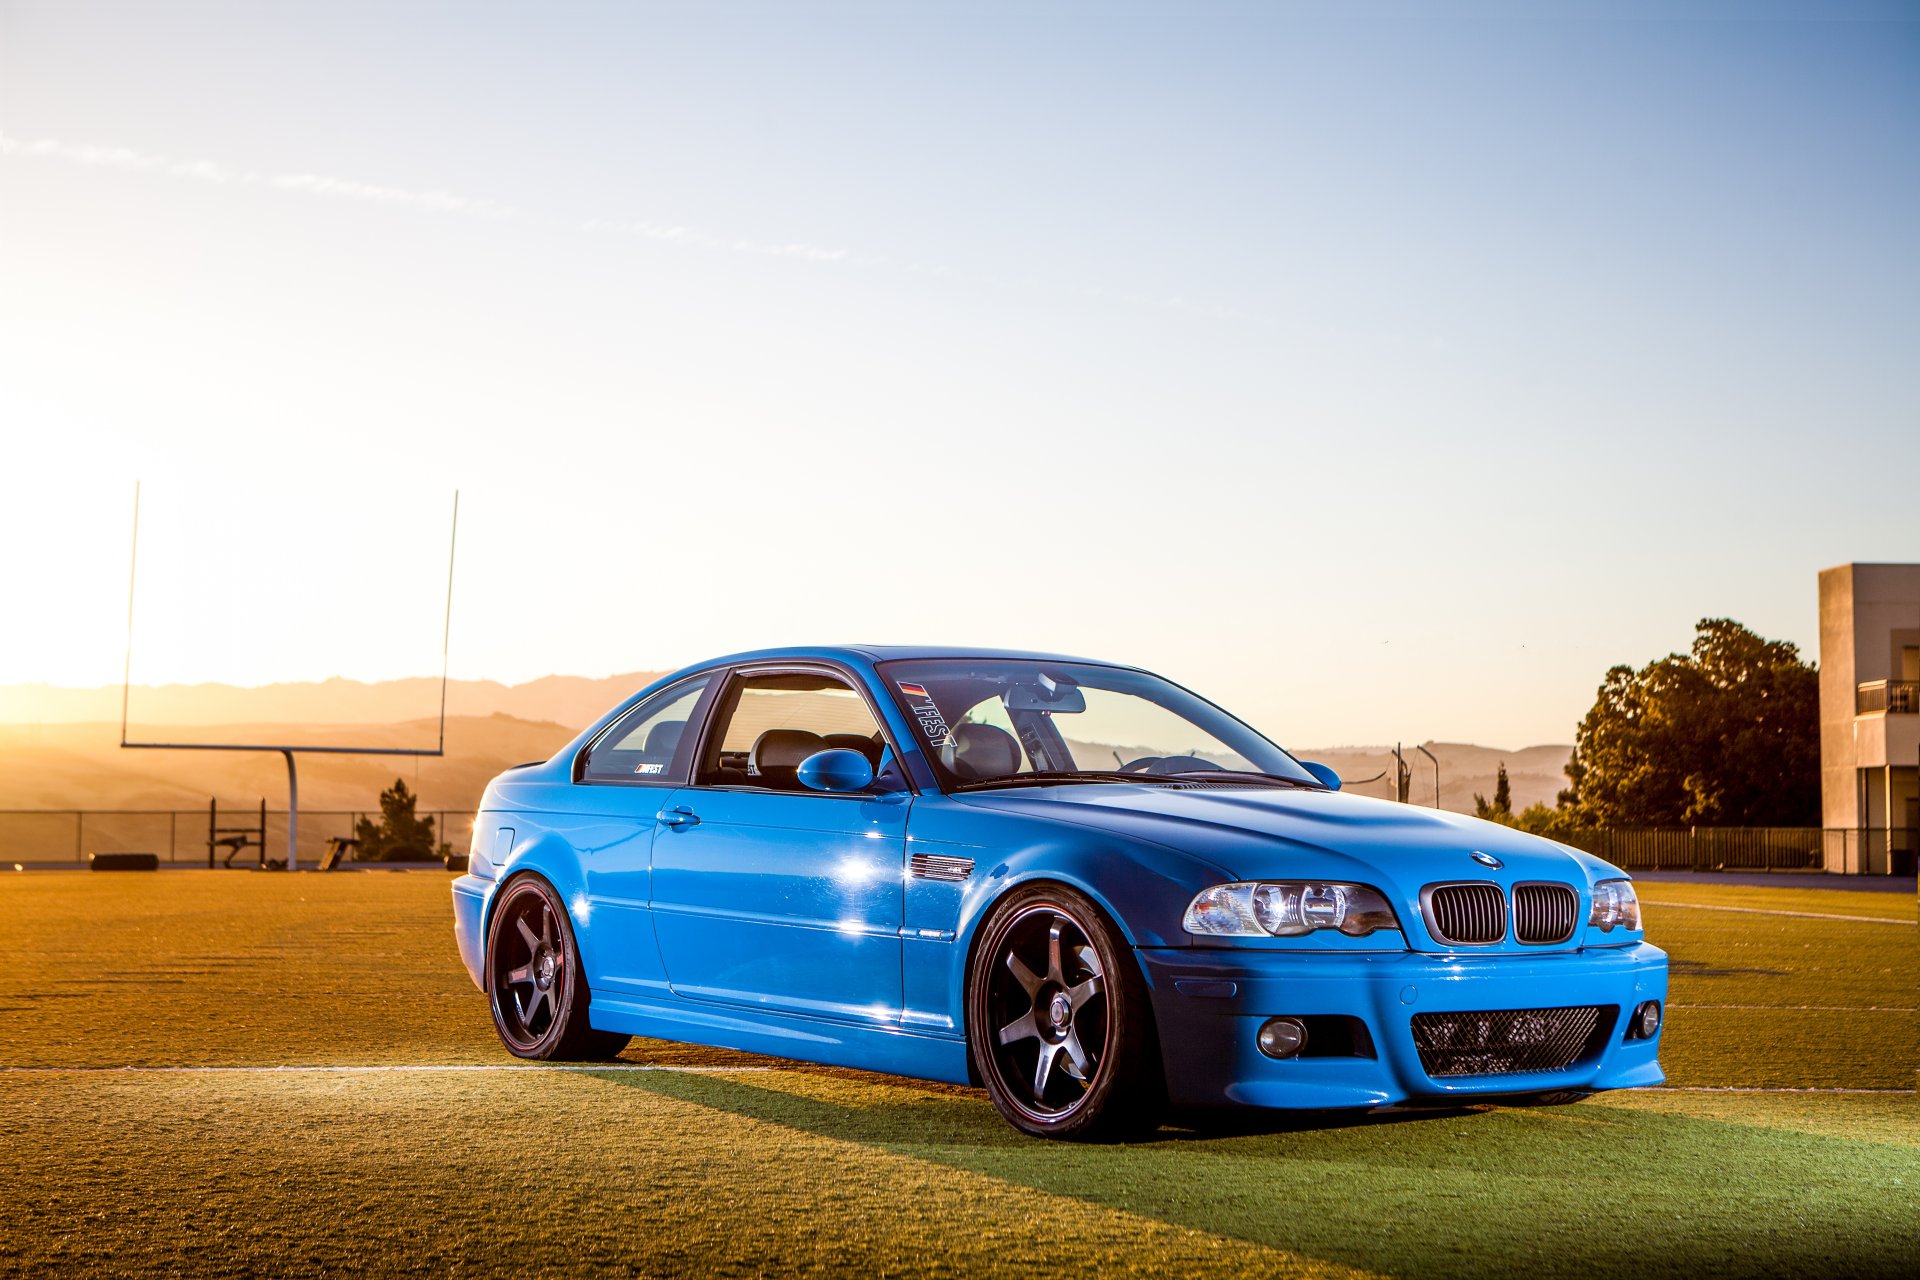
[1630,1000,1662,1039]
[1257,1017,1307,1059]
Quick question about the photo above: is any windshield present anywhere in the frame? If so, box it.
[876,659,1318,791]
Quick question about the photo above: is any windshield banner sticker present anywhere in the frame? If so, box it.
[898,682,951,747]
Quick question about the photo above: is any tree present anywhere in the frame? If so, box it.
[1474,763,1513,822]
[353,778,451,862]
[1559,619,1819,828]
[1509,801,1591,844]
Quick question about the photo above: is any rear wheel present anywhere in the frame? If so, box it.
[485,875,629,1061]
[967,884,1163,1140]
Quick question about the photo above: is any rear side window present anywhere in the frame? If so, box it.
[580,676,710,784]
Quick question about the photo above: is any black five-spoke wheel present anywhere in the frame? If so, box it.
[485,875,629,1061]
[968,885,1162,1140]
[991,907,1108,1109]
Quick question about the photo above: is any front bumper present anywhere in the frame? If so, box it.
[1138,942,1666,1110]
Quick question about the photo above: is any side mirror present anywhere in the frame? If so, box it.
[797,748,875,794]
[1299,761,1342,791]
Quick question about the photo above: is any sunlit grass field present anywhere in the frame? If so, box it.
[1,872,1913,1278]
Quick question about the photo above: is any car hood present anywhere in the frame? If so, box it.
[957,782,1621,910]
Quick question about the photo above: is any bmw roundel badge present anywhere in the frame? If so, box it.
[1470,851,1503,869]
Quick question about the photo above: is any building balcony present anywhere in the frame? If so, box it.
[1856,680,1919,715]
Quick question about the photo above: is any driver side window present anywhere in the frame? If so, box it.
[696,672,889,792]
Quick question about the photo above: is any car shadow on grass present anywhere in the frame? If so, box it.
[618,1053,1477,1147]
[591,1063,1920,1280]
[1667,957,1786,978]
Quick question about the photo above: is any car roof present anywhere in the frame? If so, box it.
[556,644,1156,776]
[698,643,1132,669]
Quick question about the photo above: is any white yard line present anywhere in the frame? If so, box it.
[1636,1086,1916,1095]
[1670,1004,1917,1013]
[1646,902,1913,925]
[0,1064,775,1075]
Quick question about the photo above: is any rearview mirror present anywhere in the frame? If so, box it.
[797,748,875,794]
[1299,761,1342,791]
[1006,684,1087,713]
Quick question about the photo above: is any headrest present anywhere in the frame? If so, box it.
[823,732,883,763]
[751,728,826,773]
[944,722,1022,781]
[643,720,684,757]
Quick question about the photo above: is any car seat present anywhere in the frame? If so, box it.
[943,723,1022,782]
[750,728,828,790]
[641,719,683,764]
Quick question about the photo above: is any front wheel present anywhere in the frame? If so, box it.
[485,875,629,1061]
[967,884,1163,1140]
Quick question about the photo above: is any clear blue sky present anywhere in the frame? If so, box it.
[0,0,1913,746]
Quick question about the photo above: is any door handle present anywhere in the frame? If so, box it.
[656,806,700,828]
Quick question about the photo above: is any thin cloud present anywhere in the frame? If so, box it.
[269,172,514,218]
[0,130,518,218]
[0,133,243,183]
[2,130,851,256]
[4,130,1247,320]
[581,217,849,263]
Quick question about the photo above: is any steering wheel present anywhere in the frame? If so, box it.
[1115,754,1217,776]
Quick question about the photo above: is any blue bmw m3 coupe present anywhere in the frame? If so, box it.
[450,646,1666,1139]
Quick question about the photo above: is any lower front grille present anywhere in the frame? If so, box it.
[1410,1005,1609,1078]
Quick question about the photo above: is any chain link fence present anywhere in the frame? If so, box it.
[1554,827,1912,875]
[0,809,474,867]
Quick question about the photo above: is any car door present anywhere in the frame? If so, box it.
[648,665,909,1026]
[568,673,716,997]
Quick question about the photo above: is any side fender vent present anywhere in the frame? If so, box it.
[910,853,974,882]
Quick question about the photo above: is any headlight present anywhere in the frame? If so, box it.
[1183,882,1399,938]
[1588,878,1641,932]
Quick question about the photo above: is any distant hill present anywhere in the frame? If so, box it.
[0,716,579,813]
[0,672,663,826]
[0,674,1573,820]
[0,671,667,732]
[1292,743,1573,815]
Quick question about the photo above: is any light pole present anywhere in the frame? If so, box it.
[1414,744,1440,809]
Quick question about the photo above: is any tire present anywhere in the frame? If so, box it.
[966,884,1164,1140]
[485,875,630,1061]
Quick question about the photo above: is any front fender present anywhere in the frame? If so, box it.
[903,798,1234,1036]
[953,839,1211,954]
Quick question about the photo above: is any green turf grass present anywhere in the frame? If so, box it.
[1635,883,1916,1089]
[0,871,1912,1278]
[0,1070,1370,1279]
[609,1064,1920,1280]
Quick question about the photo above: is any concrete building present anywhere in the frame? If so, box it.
[1818,563,1920,875]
